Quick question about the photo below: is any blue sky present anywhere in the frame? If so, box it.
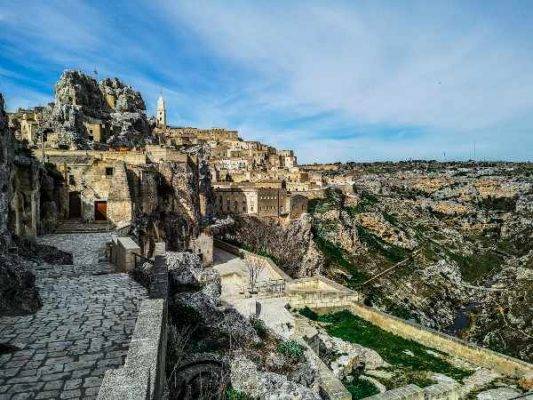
[1,0,532,162]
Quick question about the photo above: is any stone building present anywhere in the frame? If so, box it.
[213,182,308,219]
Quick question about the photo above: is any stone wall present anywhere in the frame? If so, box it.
[362,382,460,400]
[97,255,168,400]
[351,303,532,378]
[214,238,292,281]
[310,300,533,378]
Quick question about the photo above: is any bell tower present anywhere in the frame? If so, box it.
[156,95,166,128]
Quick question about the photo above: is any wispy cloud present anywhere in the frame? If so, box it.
[0,0,532,161]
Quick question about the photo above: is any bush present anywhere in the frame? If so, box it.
[298,307,318,321]
[344,377,380,399]
[277,340,305,361]
[250,316,268,339]
[225,388,250,400]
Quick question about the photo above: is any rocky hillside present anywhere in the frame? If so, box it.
[308,162,532,362]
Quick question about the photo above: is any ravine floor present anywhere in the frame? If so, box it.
[0,232,148,400]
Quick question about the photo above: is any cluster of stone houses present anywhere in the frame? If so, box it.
[7,90,329,232]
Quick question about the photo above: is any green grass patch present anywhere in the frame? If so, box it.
[317,310,470,381]
[343,378,380,399]
[447,250,503,284]
[313,235,370,286]
[356,225,409,263]
[277,340,305,361]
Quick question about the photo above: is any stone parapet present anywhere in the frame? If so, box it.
[97,298,168,400]
[98,254,169,400]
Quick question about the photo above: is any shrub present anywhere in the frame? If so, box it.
[250,316,268,339]
[277,340,305,361]
[225,388,251,400]
[343,377,380,399]
[298,307,318,321]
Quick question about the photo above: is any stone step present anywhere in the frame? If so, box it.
[55,220,115,234]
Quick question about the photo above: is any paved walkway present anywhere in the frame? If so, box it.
[0,232,147,400]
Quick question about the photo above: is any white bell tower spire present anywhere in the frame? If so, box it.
[156,93,166,129]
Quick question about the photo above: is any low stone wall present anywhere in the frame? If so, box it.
[362,382,459,400]
[347,303,532,378]
[308,299,532,379]
[97,255,169,400]
[214,238,293,282]
[288,290,360,310]
[364,384,423,400]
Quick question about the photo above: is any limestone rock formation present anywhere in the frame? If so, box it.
[229,353,321,400]
[0,93,13,249]
[168,252,259,346]
[0,255,42,315]
[317,333,385,379]
[221,214,324,278]
[0,94,42,315]
[43,70,155,149]
[306,161,533,362]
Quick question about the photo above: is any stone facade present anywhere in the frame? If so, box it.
[213,182,308,220]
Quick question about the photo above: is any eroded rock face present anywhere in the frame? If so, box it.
[0,94,13,249]
[168,252,258,347]
[230,353,321,400]
[43,70,155,149]
[317,333,385,379]
[221,214,324,278]
[306,163,533,362]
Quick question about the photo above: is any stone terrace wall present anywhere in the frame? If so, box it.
[362,382,460,400]
[97,255,168,399]
[346,303,532,378]
[214,238,293,281]
[308,300,532,379]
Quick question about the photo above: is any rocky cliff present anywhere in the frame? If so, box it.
[0,94,13,250]
[42,70,154,149]
[0,93,42,315]
[220,214,324,278]
[307,162,532,362]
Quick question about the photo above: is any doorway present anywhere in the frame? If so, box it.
[94,201,107,221]
[68,192,81,219]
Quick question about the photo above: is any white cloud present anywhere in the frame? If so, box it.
[157,1,533,149]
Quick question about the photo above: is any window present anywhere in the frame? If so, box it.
[105,167,114,176]
[69,175,75,185]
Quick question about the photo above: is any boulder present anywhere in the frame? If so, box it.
[476,387,522,400]
[173,291,259,346]
[230,353,321,400]
[0,255,42,316]
[317,333,385,379]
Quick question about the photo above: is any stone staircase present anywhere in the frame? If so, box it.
[54,219,115,234]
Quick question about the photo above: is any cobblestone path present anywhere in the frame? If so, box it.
[0,232,147,400]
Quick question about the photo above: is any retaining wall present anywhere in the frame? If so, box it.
[97,255,169,400]
[347,302,532,378]
[214,238,293,282]
[362,382,460,400]
[309,300,532,378]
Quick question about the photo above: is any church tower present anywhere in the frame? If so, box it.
[156,95,166,128]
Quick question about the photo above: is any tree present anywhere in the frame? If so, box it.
[246,259,264,294]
